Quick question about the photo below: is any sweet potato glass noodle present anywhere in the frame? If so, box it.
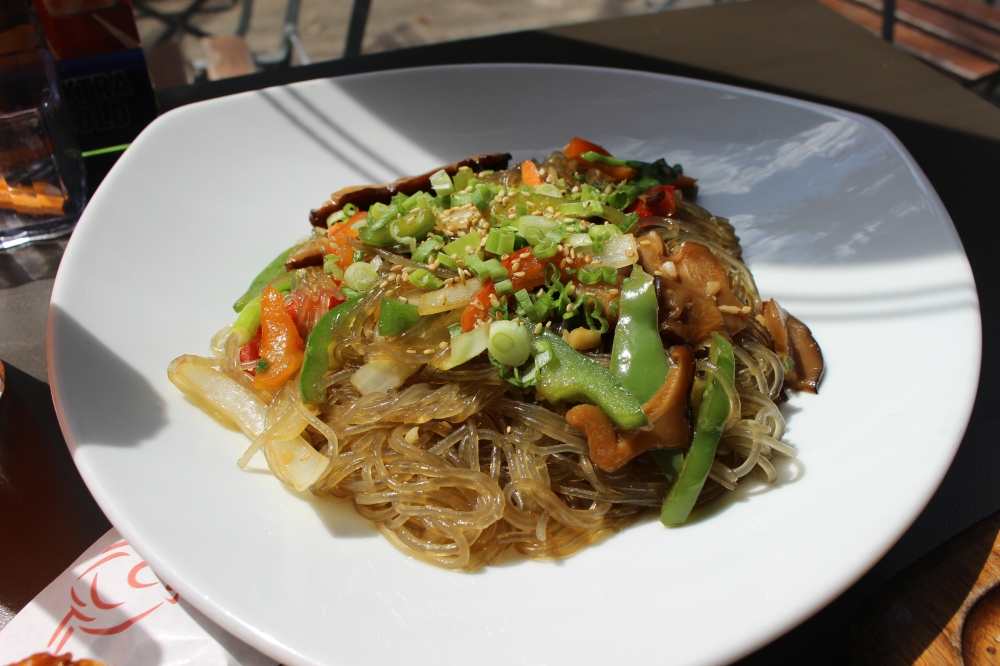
[170,152,795,571]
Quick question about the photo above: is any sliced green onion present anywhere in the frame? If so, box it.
[409,269,444,289]
[323,254,343,280]
[436,253,459,270]
[429,169,454,197]
[515,202,528,218]
[344,261,378,292]
[231,296,261,346]
[483,258,509,282]
[447,323,463,338]
[485,228,516,255]
[578,266,602,285]
[256,358,270,373]
[352,249,364,262]
[488,320,532,366]
[494,279,514,296]
[412,234,443,263]
[619,212,639,233]
[389,207,435,243]
[463,253,490,280]
[452,166,474,191]
[567,233,593,249]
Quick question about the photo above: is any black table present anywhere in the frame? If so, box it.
[4,0,1000,661]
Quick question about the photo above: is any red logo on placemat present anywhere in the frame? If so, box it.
[47,540,179,653]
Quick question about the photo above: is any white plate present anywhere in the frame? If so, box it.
[48,65,981,666]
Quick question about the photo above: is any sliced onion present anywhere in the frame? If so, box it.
[593,233,638,268]
[350,359,421,395]
[439,322,491,370]
[418,278,482,315]
[168,355,266,438]
[264,438,330,491]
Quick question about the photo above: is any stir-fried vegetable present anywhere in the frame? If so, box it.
[172,137,824,560]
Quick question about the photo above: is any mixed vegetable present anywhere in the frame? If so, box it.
[222,138,824,528]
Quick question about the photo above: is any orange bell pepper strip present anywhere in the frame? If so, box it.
[459,247,590,331]
[521,160,543,187]
[563,137,638,182]
[253,285,305,389]
[327,211,364,271]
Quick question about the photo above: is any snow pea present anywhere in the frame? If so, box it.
[533,330,647,430]
[658,332,735,527]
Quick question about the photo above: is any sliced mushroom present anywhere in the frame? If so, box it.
[666,242,749,335]
[284,239,328,270]
[659,278,727,346]
[786,314,824,393]
[566,345,694,473]
[760,298,824,394]
[308,152,512,227]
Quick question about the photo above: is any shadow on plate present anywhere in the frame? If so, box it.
[49,306,166,447]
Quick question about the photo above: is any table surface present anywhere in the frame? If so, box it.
[4,0,1000,662]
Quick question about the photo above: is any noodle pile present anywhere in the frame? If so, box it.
[170,151,802,571]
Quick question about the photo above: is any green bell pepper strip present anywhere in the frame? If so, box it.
[611,265,672,404]
[232,245,296,312]
[532,331,647,430]
[299,297,358,404]
[658,332,735,527]
[378,297,422,336]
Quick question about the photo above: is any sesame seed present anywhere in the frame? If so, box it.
[390,264,403,272]
[653,270,662,276]
[406,349,416,354]
[545,206,555,213]
[423,348,434,354]
[534,323,543,334]
[386,289,396,298]
[608,288,619,296]
[513,271,526,278]
[398,296,408,303]
[625,250,635,258]
[442,295,448,304]
[639,240,651,246]
[566,303,575,313]
[571,185,580,193]
[604,185,614,194]
[300,453,311,461]
[545,320,553,328]
[404,427,420,444]
[378,280,389,289]
[450,253,458,259]
[439,341,449,350]
[501,254,510,261]
[475,301,485,310]
[506,426,513,434]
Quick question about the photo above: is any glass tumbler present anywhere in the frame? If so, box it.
[0,44,86,248]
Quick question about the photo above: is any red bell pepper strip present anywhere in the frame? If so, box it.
[632,185,676,218]
[563,137,638,182]
[459,247,589,331]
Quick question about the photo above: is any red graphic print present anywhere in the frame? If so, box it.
[47,541,179,654]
